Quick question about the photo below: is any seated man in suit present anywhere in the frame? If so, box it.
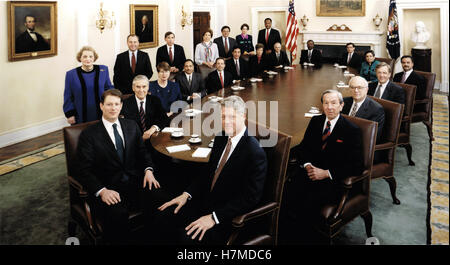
[113,34,153,95]
[279,89,363,244]
[368,62,405,105]
[300,40,322,66]
[342,76,385,142]
[257,18,282,54]
[156,31,186,75]
[340,42,363,71]
[213,26,237,60]
[77,89,160,244]
[150,95,267,244]
[267,42,290,69]
[206,57,233,94]
[225,46,249,80]
[174,59,207,103]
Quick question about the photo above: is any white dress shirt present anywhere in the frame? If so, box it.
[135,95,146,113]
[374,81,389,98]
[128,50,138,66]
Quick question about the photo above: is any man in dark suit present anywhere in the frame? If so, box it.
[340,42,363,71]
[343,76,385,142]
[368,62,405,104]
[279,89,363,244]
[77,89,161,244]
[213,26,237,59]
[150,95,267,244]
[156,31,186,74]
[174,59,207,103]
[225,47,249,80]
[15,15,50,53]
[257,18,282,54]
[300,40,322,65]
[113,34,153,95]
[267,42,290,69]
[206,57,233,94]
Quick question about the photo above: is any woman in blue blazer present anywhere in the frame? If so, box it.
[360,50,380,83]
[149,62,182,116]
[63,46,114,125]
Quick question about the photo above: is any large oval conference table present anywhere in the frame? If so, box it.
[150,64,357,163]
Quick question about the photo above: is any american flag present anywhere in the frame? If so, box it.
[286,0,299,60]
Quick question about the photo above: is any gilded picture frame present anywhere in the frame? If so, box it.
[7,1,57,61]
[316,0,365,17]
[130,5,158,49]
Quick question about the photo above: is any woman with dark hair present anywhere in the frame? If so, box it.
[236,23,255,56]
[194,29,219,79]
[248,43,269,77]
[360,50,380,83]
[63,46,114,124]
[149,62,182,116]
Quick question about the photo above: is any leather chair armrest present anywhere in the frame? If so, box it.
[375,142,395,151]
[68,176,88,197]
[232,202,278,227]
[341,170,370,188]
[414,99,430,104]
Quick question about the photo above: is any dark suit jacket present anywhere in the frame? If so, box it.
[291,114,363,182]
[174,72,207,102]
[393,71,426,100]
[248,55,269,77]
[267,51,290,69]
[300,49,322,65]
[342,97,385,142]
[368,81,405,105]
[15,30,50,53]
[340,52,363,71]
[113,50,153,95]
[213,37,237,59]
[156,44,186,71]
[257,28,281,52]
[186,129,267,223]
[206,70,233,94]
[77,118,153,195]
[121,95,170,133]
[225,58,250,80]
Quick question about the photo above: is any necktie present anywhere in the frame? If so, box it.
[277,53,280,62]
[211,137,232,191]
[188,75,192,87]
[322,121,331,150]
[401,72,407,83]
[374,84,382,98]
[347,53,352,64]
[350,102,358,116]
[219,71,224,88]
[112,124,124,162]
[131,52,136,74]
[258,56,261,64]
[224,38,229,55]
[169,47,173,63]
[139,101,146,131]
[308,50,312,62]
[265,29,269,44]
[236,60,240,76]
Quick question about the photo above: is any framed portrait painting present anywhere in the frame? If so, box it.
[7,1,57,61]
[316,0,365,17]
[130,5,158,49]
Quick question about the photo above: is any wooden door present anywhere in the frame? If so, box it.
[193,12,210,51]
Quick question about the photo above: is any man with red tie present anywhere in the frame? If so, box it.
[113,34,153,95]
[156,31,186,75]
[257,18,282,54]
[205,57,233,94]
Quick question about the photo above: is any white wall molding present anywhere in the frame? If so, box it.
[0,117,68,148]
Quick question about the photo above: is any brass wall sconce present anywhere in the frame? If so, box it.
[181,5,192,29]
[96,2,116,33]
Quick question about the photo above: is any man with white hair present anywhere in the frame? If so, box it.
[149,95,268,244]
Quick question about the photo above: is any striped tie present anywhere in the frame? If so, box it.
[322,121,331,150]
[139,101,146,131]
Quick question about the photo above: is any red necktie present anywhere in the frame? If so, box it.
[224,38,229,55]
[131,52,136,74]
[235,60,240,77]
[322,121,331,150]
[219,71,224,88]
[265,29,269,44]
[169,47,173,63]
[258,56,261,64]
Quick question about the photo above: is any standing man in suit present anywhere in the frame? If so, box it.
[206,57,233,94]
[15,15,50,53]
[174,59,207,103]
[225,47,249,80]
[257,18,282,54]
[368,62,405,104]
[267,42,290,69]
[156,32,186,75]
[113,34,153,95]
[393,55,426,111]
[279,89,363,244]
[342,76,385,142]
[77,89,161,244]
[300,40,322,65]
[150,95,267,244]
[213,26,237,60]
[340,42,363,71]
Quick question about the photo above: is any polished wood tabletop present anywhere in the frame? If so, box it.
[150,64,357,162]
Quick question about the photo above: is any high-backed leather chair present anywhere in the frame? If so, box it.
[63,121,144,244]
[370,97,404,204]
[226,123,291,245]
[375,57,394,77]
[395,82,417,166]
[314,115,378,242]
[412,71,436,140]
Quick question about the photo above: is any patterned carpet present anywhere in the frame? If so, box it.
[429,94,449,245]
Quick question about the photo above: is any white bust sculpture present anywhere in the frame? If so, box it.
[411,21,430,49]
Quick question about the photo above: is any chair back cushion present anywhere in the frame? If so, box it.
[370,97,404,145]
[415,71,436,100]
[394,82,416,122]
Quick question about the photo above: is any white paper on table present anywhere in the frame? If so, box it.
[304,112,322,117]
[284,66,294,70]
[266,71,278,75]
[338,65,347,69]
[192,147,211,158]
[250,78,263,82]
[161,127,183,133]
[166,144,191,153]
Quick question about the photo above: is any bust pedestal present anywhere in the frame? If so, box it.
[412,48,432,72]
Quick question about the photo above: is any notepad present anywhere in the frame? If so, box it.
[305,113,322,117]
[192,148,211,158]
[266,71,278,75]
[166,144,191,153]
[161,127,183,133]
[284,66,294,70]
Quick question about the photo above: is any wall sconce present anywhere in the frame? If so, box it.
[96,2,116,33]
[181,5,192,29]
[373,14,382,31]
